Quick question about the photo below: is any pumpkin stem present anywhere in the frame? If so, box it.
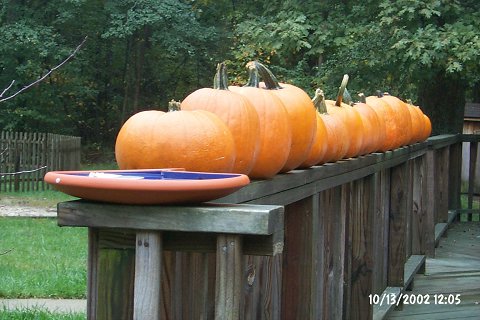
[213,62,230,90]
[244,61,261,88]
[358,93,367,103]
[406,98,413,105]
[376,90,384,97]
[312,88,328,114]
[168,100,181,112]
[252,60,283,90]
[335,74,349,106]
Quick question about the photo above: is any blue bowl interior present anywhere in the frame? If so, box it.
[65,170,241,180]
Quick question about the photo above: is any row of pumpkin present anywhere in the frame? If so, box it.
[115,61,431,179]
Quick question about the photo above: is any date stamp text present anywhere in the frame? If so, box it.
[369,293,461,306]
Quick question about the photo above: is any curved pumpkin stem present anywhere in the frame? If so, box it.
[213,62,230,90]
[358,93,367,103]
[168,100,181,112]
[376,90,384,98]
[312,88,328,114]
[244,61,261,88]
[251,60,283,90]
[335,74,349,106]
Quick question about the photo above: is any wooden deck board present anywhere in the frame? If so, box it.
[388,222,480,319]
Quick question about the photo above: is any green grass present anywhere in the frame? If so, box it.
[0,218,87,299]
[0,306,85,320]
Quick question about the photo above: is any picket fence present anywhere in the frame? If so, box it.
[0,131,81,192]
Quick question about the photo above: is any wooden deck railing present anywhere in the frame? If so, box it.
[57,133,479,320]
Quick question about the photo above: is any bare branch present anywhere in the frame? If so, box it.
[0,80,15,98]
[0,36,88,103]
[0,165,47,176]
[0,248,14,256]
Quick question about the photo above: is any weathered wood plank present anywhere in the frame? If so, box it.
[372,169,390,294]
[411,156,431,256]
[215,234,243,320]
[404,255,426,290]
[347,176,375,320]
[58,201,283,236]
[319,186,345,320]
[281,196,319,319]
[134,231,163,320]
[388,163,408,287]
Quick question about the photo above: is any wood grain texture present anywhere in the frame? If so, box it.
[388,163,408,287]
[215,234,243,320]
[134,231,163,320]
[58,201,283,236]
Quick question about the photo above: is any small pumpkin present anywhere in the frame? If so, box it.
[229,63,292,179]
[311,88,350,163]
[254,61,317,172]
[180,62,260,175]
[115,102,236,173]
[324,75,364,158]
[300,95,328,168]
[354,93,386,154]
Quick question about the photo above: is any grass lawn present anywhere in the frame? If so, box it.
[0,307,85,320]
[0,217,87,299]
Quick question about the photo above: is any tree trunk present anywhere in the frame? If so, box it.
[417,70,466,134]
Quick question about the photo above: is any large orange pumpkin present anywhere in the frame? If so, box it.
[324,75,364,158]
[254,61,317,172]
[312,89,350,163]
[380,94,413,147]
[115,104,236,173]
[180,62,260,175]
[365,95,400,151]
[229,63,292,179]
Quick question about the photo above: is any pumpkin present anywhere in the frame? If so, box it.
[354,93,386,154]
[421,112,432,141]
[311,88,350,163]
[379,93,413,147]
[405,101,425,144]
[180,62,260,175]
[406,100,432,142]
[229,63,292,179]
[254,61,317,172]
[364,95,401,151]
[300,100,328,168]
[115,102,236,173]
[324,75,364,158]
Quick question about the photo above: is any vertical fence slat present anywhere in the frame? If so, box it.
[388,162,408,288]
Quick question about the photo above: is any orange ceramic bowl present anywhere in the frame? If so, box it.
[44,169,250,205]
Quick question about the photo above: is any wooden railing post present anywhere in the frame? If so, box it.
[448,140,462,211]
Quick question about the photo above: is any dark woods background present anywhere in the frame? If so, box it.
[1,0,479,153]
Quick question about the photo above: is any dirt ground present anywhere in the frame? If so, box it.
[0,203,56,217]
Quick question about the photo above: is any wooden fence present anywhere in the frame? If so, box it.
[56,133,479,319]
[0,131,81,192]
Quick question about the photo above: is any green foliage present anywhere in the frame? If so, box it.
[1,0,479,142]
